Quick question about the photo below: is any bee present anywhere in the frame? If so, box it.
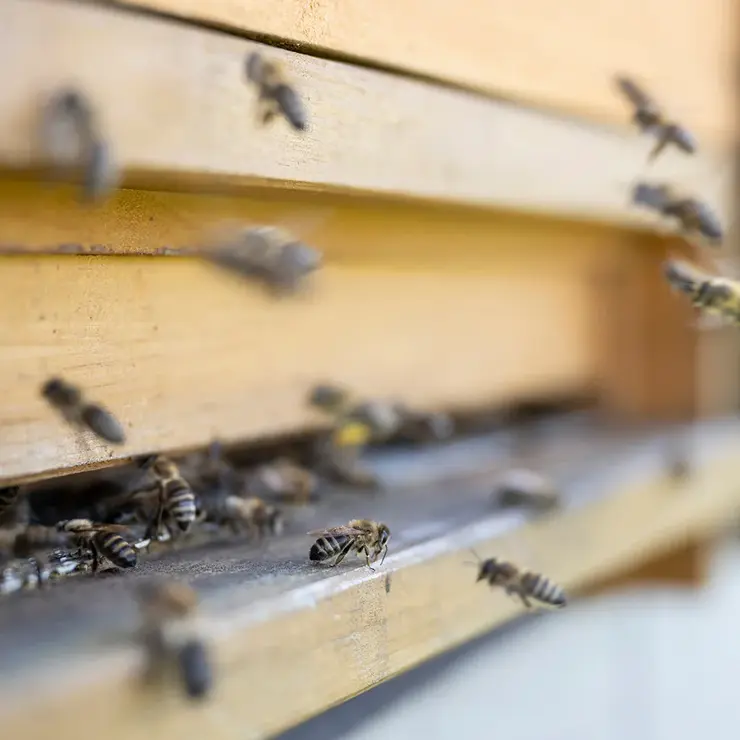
[309,519,390,571]
[662,258,740,326]
[245,51,307,131]
[57,519,137,572]
[204,495,283,539]
[205,225,322,294]
[492,469,560,513]
[137,580,212,700]
[134,456,198,540]
[615,76,697,162]
[473,554,567,609]
[38,89,119,203]
[41,376,126,445]
[631,183,723,244]
[246,458,320,504]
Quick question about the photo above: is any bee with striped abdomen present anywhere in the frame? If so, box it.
[309,519,390,571]
[662,258,740,326]
[245,51,307,131]
[57,519,137,572]
[474,554,567,609]
[246,458,320,504]
[492,469,560,514]
[41,376,126,445]
[615,76,697,162]
[138,580,212,701]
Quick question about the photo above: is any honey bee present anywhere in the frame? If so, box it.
[38,89,119,203]
[309,519,390,571]
[246,458,320,504]
[57,519,138,572]
[631,183,723,244]
[205,225,322,294]
[662,258,740,326]
[245,51,307,131]
[473,554,567,609]
[134,456,198,540]
[204,495,283,539]
[615,76,697,161]
[41,376,126,445]
[492,469,560,513]
[137,580,212,700]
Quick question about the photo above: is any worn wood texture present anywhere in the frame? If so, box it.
[112,0,738,144]
[0,184,623,481]
[2,419,740,740]
[0,0,730,223]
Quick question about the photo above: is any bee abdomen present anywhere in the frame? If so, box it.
[273,84,307,131]
[310,535,350,562]
[96,532,137,569]
[166,483,197,531]
[523,572,567,608]
[177,639,212,700]
[80,403,126,444]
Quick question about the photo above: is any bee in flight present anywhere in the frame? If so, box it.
[631,183,723,245]
[41,376,126,445]
[57,519,138,572]
[245,51,307,131]
[492,469,560,513]
[246,458,320,504]
[309,519,390,571]
[205,225,322,295]
[137,580,213,700]
[472,552,567,610]
[615,76,697,162]
[662,258,740,326]
[38,88,119,203]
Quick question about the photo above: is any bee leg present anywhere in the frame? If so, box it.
[516,591,533,609]
[330,542,353,567]
[89,544,100,574]
[364,549,376,573]
[647,131,669,162]
[379,544,388,567]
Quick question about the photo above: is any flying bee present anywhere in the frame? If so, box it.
[41,376,126,445]
[205,225,322,294]
[246,458,320,504]
[662,258,740,326]
[205,495,283,540]
[631,183,723,245]
[472,553,567,609]
[137,580,212,700]
[615,76,697,162]
[57,519,137,572]
[245,51,307,131]
[309,519,390,571]
[134,455,198,540]
[38,88,119,203]
[492,469,561,513]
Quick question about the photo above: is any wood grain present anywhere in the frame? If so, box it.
[112,0,738,144]
[0,0,730,223]
[3,420,740,739]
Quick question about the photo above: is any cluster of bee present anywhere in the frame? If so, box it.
[615,76,735,327]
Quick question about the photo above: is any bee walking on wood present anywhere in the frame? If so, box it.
[615,76,697,162]
[631,183,723,245]
[138,580,213,701]
[662,258,740,327]
[472,552,567,609]
[309,519,390,571]
[41,376,126,445]
[245,51,307,131]
[57,519,137,572]
[492,469,560,513]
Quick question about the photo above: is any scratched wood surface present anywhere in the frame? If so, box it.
[2,416,740,739]
[112,0,738,144]
[0,0,730,223]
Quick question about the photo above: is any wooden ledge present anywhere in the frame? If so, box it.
[2,417,740,738]
[0,0,730,225]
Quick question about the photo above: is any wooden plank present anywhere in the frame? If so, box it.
[2,418,740,739]
[0,0,730,224]
[0,186,612,481]
[112,0,738,144]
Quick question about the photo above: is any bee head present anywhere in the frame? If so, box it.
[57,518,91,533]
[476,557,501,582]
[152,456,178,479]
[378,523,391,548]
[308,383,349,412]
[41,376,79,406]
[245,52,264,84]
[284,242,322,275]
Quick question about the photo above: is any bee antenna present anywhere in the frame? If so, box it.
[463,548,484,567]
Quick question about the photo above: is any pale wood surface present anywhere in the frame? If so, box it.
[0,0,730,223]
[112,0,738,144]
[2,417,739,739]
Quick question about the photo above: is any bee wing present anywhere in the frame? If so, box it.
[615,76,655,111]
[307,525,364,537]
